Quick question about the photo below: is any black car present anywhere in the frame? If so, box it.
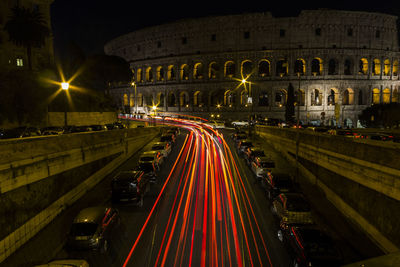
[67,206,119,253]
[160,133,175,144]
[244,147,266,164]
[277,224,343,267]
[0,126,41,139]
[111,170,150,206]
[237,139,254,154]
[262,172,295,200]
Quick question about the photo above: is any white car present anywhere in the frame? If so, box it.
[35,259,89,267]
[232,121,249,127]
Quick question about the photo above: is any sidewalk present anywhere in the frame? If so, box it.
[250,132,383,264]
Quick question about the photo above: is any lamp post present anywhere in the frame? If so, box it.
[131,82,137,116]
[241,78,253,136]
[152,105,157,126]
[61,82,69,127]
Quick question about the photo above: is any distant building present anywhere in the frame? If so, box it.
[104,9,400,127]
[0,0,54,70]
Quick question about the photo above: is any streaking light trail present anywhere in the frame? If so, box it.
[123,118,274,267]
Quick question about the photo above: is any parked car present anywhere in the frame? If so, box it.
[277,224,343,267]
[151,141,172,158]
[251,156,275,179]
[271,192,313,225]
[67,206,119,252]
[232,120,249,127]
[262,172,295,200]
[90,124,108,131]
[160,133,176,144]
[41,126,64,135]
[237,139,254,154]
[138,150,163,171]
[368,133,394,141]
[34,259,89,267]
[328,129,354,137]
[244,147,266,164]
[207,120,225,129]
[111,170,150,206]
[233,133,247,144]
[0,126,41,139]
[231,130,246,140]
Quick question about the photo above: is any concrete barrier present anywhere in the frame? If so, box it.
[256,126,400,253]
[0,127,160,263]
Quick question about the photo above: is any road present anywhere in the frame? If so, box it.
[2,120,382,267]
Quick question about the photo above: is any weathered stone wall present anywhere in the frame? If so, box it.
[256,125,400,253]
[0,127,160,263]
[46,112,117,127]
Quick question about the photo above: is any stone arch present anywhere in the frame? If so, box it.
[384,59,391,76]
[392,88,399,103]
[137,68,143,82]
[167,65,175,81]
[193,62,204,79]
[372,59,381,75]
[327,88,339,105]
[372,88,380,104]
[180,64,189,80]
[241,60,253,78]
[209,62,219,79]
[275,89,287,106]
[311,57,323,76]
[240,89,248,105]
[210,89,224,106]
[382,88,391,104]
[156,66,164,81]
[328,58,338,75]
[393,60,399,76]
[294,58,306,75]
[156,92,165,107]
[224,90,235,106]
[137,93,144,107]
[344,58,353,75]
[145,67,153,82]
[123,93,129,106]
[258,90,269,106]
[193,91,204,107]
[297,89,305,106]
[179,91,190,107]
[258,59,271,77]
[358,90,364,105]
[276,58,288,77]
[359,58,368,75]
[224,61,236,78]
[311,88,322,106]
[168,92,177,107]
[342,88,354,105]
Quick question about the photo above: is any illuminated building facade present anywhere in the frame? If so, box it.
[104,9,400,126]
[0,0,54,70]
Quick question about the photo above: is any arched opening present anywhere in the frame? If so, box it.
[168,92,176,107]
[382,88,391,104]
[258,60,271,77]
[342,88,354,105]
[358,90,364,105]
[180,64,189,80]
[241,60,253,77]
[167,65,175,81]
[275,89,287,106]
[137,93,144,107]
[179,91,190,107]
[209,62,219,79]
[210,90,224,106]
[359,58,368,75]
[296,89,305,106]
[276,59,288,77]
[193,91,202,107]
[328,59,338,75]
[311,89,322,106]
[258,91,269,106]
[344,59,353,75]
[327,88,339,105]
[372,88,380,104]
[392,88,398,103]
[393,60,399,76]
[224,90,235,106]
[156,92,164,107]
[311,58,323,76]
[194,62,204,79]
[137,68,143,82]
[146,67,153,82]
[123,93,128,106]
[224,61,236,78]
[384,59,391,76]
[373,59,381,75]
[294,58,306,76]
[240,89,248,105]
[156,66,164,81]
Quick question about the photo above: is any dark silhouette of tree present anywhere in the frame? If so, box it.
[285,83,295,123]
[4,6,50,70]
[359,103,400,128]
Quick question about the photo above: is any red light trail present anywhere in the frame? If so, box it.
[123,119,274,267]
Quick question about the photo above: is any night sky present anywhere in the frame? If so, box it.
[50,0,400,57]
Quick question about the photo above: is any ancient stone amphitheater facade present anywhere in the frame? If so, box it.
[104,9,400,127]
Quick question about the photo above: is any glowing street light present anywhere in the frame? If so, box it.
[61,82,69,90]
[61,82,69,127]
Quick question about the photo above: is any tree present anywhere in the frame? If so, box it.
[285,83,295,123]
[4,6,50,70]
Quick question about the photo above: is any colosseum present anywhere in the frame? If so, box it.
[104,9,400,127]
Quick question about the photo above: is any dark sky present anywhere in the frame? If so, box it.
[50,0,400,57]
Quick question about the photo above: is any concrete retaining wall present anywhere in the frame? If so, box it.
[256,126,400,253]
[47,112,117,127]
[0,127,160,263]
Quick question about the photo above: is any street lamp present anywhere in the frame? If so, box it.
[131,82,137,116]
[61,82,69,127]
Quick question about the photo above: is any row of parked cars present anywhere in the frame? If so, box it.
[34,127,180,266]
[231,129,343,267]
[0,122,127,139]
